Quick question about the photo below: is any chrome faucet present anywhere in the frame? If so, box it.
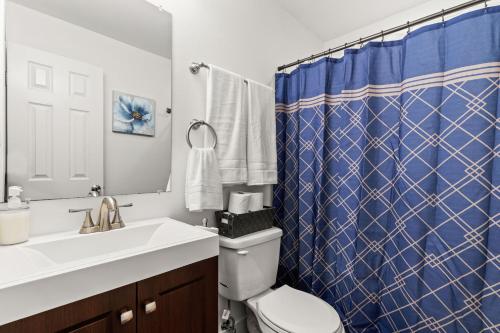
[69,197,133,234]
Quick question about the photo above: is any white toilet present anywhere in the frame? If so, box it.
[219,227,345,333]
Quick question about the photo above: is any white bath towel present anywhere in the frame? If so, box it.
[185,147,223,212]
[246,80,277,185]
[206,65,248,184]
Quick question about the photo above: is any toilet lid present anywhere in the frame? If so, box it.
[257,285,342,333]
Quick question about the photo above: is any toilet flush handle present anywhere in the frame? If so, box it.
[237,250,249,255]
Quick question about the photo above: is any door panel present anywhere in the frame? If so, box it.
[7,42,103,199]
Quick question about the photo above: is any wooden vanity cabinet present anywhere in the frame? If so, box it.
[0,257,218,333]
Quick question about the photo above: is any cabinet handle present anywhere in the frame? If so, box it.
[144,300,157,314]
[237,250,249,255]
[120,309,134,325]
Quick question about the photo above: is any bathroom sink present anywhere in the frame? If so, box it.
[27,222,163,264]
[0,217,219,325]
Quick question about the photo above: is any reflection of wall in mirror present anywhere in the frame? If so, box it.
[6,2,172,196]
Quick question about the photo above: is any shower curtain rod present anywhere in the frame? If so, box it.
[277,0,490,71]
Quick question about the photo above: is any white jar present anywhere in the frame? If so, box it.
[0,209,30,245]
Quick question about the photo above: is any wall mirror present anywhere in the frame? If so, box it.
[3,0,172,200]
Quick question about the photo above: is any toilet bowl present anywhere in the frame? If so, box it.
[219,227,345,333]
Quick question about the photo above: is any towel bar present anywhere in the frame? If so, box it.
[186,119,217,149]
[189,61,248,83]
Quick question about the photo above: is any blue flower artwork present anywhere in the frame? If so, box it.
[112,91,155,136]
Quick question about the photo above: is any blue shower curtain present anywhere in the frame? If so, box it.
[274,6,499,333]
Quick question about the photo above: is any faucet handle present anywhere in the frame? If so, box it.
[112,203,133,229]
[69,208,92,213]
[69,208,97,234]
[118,203,133,208]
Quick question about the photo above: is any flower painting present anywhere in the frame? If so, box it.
[112,91,156,136]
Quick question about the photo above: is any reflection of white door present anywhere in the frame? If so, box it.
[7,43,103,200]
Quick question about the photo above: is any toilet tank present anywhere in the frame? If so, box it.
[219,227,283,301]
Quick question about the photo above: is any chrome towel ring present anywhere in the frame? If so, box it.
[186,119,217,149]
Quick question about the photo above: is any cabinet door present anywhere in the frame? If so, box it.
[137,257,218,333]
[0,284,136,333]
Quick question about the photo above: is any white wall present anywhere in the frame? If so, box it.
[6,2,172,196]
[323,0,500,56]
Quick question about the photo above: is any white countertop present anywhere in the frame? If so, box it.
[0,217,219,325]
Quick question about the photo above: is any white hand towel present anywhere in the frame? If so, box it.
[206,65,248,184]
[246,80,277,185]
[185,147,223,212]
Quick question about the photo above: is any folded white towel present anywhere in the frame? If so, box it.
[185,147,223,212]
[206,65,248,184]
[246,80,277,185]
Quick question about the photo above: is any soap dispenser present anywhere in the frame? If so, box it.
[0,186,31,245]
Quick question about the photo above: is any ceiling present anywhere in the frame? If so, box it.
[273,0,428,42]
[8,0,172,58]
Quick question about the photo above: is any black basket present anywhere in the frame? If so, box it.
[215,207,275,238]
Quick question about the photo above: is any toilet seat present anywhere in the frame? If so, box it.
[256,285,342,333]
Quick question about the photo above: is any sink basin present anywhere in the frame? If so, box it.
[27,222,163,264]
[0,217,219,325]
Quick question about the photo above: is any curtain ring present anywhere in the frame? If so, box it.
[441,9,445,24]
[381,30,384,43]
[359,38,364,48]
[485,0,488,8]
[407,21,411,34]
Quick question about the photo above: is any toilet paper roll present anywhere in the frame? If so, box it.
[245,192,264,212]
[228,192,251,214]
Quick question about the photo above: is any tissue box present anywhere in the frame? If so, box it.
[215,207,275,238]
